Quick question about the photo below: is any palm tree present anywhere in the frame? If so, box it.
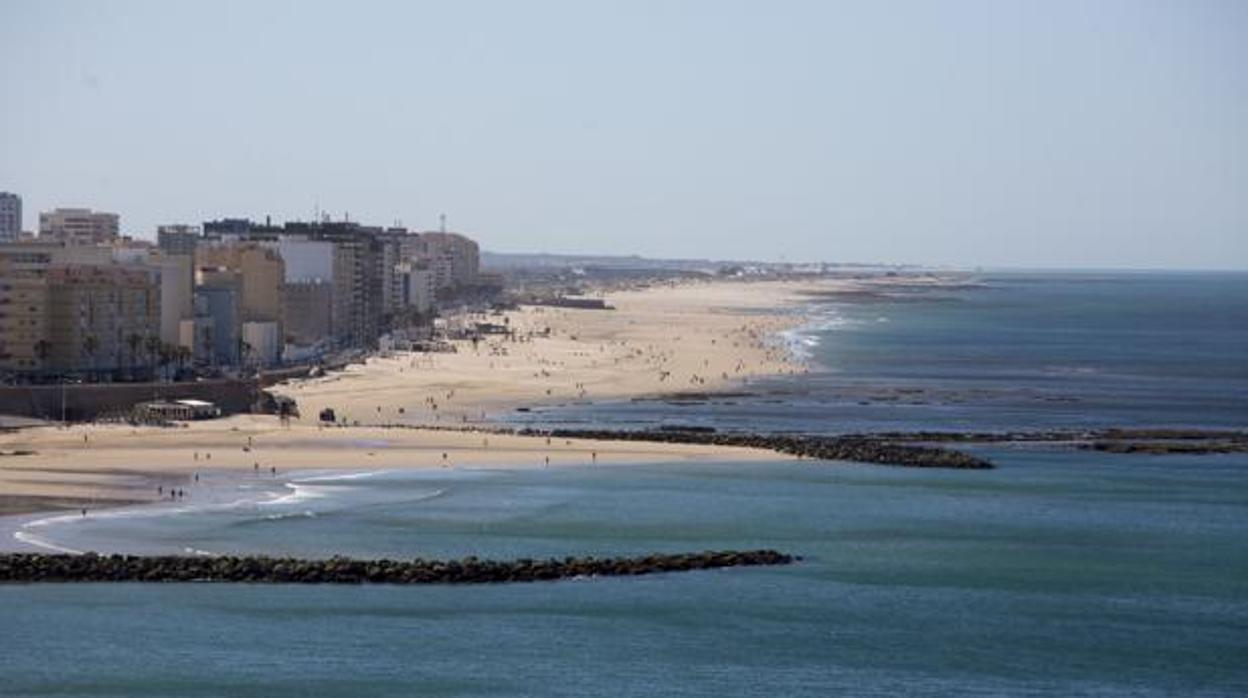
[145,336,161,370]
[157,342,175,381]
[82,335,99,377]
[239,339,254,369]
[126,333,143,379]
[176,345,193,375]
[33,339,51,370]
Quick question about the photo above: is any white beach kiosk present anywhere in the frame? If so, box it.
[134,399,222,421]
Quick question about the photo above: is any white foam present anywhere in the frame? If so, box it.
[263,510,318,521]
[292,470,389,484]
[13,530,84,555]
[260,483,343,506]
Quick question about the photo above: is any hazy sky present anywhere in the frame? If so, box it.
[2,0,1245,268]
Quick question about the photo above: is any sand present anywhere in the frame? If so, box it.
[0,278,823,514]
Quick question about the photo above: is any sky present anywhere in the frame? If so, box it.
[1,0,1245,268]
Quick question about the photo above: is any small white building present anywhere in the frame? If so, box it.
[135,399,221,421]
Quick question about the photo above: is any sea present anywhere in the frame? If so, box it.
[2,271,1246,697]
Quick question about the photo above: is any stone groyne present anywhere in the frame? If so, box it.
[521,428,994,469]
[0,550,794,585]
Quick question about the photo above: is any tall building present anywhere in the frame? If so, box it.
[157,224,201,256]
[0,192,21,241]
[192,268,242,367]
[42,265,161,375]
[397,262,436,315]
[195,243,284,329]
[38,208,120,245]
[415,232,480,290]
[282,280,333,349]
[0,243,107,371]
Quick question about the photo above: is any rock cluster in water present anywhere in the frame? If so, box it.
[0,550,794,585]
[522,428,994,469]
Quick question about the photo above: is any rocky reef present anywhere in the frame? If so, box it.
[0,549,795,585]
[522,428,995,469]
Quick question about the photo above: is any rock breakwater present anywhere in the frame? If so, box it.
[522,428,994,469]
[0,549,794,585]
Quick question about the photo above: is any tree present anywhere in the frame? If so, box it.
[157,342,175,381]
[239,339,254,369]
[82,335,99,376]
[176,345,193,374]
[33,339,51,369]
[126,333,143,378]
[145,336,161,369]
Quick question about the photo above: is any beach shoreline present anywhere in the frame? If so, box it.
[0,277,830,523]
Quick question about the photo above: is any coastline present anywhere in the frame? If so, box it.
[0,277,827,524]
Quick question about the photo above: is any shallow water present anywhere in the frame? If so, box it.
[511,271,1248,432]
[3,271,1247,696]
[4,450,1248,696]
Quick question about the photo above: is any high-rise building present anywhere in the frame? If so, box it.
[195,243,284,330]
[157,224,201,256]
[41,265,161,375]
[38,208,120,245]
[0,192,21,241]
[397,262,436,315]
[192,268,242,367]
[415,231,480,290]
[282,280,333,349]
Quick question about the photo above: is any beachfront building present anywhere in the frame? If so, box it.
[192,268,242,367]
[241,320,281,367]
[0,192,21,242]
[0,245,137,377]
[281,279,333,354]
[135,398,220,421]
[43,264,162,376]
[157,224,201,256]
[196,242,285,341]
[38,208,120,246]
[414,231,480,291]
[397,262,436,315]
[197,217,484,353]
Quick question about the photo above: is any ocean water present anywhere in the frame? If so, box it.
[511,271,1248,432]
[2,271,1247,696]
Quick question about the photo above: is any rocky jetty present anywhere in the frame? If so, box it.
[0,549,794,585]
[521,428,994,469]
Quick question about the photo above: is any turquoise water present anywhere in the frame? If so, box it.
[3,271,1247,696]
[3,452,1248,696]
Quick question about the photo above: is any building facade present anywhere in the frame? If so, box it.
[157,224,201,256]
[38,208,120,245]
[43,265,162,375]
[0,192,21,242]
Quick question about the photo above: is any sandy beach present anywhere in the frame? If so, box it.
[0,278,822,516]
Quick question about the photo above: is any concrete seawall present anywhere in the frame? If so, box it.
[0,379,259,422]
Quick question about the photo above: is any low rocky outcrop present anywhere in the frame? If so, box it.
[0,549,794,585]
[519,428,994,469]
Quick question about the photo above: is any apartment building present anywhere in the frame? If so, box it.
[38,208,120,245]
